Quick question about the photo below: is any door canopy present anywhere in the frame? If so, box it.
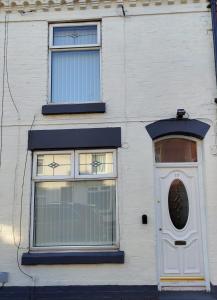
[146,118,210,140]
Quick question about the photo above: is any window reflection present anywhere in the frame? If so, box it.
[37,154,71,176]
[155,138,197,163]
[34,180,116,247]
[79,152,113,175]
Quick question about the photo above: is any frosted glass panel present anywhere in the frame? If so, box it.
[53,25,97,46]
[79,152,113,175]
[51,50,100,103]
[155,138,197,163]
[34,180,116,247]
[37,154,71,176]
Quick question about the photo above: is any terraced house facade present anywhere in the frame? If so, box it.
[0,0,217,298]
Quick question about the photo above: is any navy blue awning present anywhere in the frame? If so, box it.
[146,118,210,140]
[28,127,121,150]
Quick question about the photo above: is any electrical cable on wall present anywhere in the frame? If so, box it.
[12,124,21,248]
[16,115,36,281]
[4,13,20,116]
[0,9,35,296]
[120,4,126,16]
[0,11,20,168]
[0,13,8,168]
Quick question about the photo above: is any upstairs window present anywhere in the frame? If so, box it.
[49,23,101,104]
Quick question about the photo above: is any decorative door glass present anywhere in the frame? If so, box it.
[168,179,189,230]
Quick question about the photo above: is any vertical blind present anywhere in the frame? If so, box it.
[34,180,116,247]
[51,50,100,103]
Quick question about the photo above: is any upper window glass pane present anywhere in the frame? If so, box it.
[37,154,71,176]
[79,152,113,175]
[155,138,197,163]
[53,25,98,46]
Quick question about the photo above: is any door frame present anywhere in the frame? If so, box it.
[153,135,210,291]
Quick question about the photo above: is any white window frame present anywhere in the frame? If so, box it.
[49,22,101,49]
[48,22,101,104]
[75,149,117,179]
[30,149,118,251]
[33,150,74,181]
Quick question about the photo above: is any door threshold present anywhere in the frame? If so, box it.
[160,276,205,282]
[161,286,207,291]
[159,277,207,291]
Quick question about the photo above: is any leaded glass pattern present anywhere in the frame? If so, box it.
[53,25,98,47]
[37,154,71,176]
[79,152,113,175]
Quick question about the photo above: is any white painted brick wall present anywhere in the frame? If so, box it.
[0,4,216,287]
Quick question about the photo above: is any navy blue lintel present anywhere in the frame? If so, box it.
[28,127,121,150]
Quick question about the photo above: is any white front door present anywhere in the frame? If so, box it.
[156,166,205,282]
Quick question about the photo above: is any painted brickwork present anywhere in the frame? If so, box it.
[0,0,216,290]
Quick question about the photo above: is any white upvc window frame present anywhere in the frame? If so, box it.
[49,22,101,49]
[75,149,117,179]
[33,150,74,181]
[30,149,118,252]
[48,22,101,104]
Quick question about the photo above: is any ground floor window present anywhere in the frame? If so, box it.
[32,150,117,249]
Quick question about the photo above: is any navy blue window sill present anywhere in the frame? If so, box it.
[42,103,106,115]
[21,251,125,265]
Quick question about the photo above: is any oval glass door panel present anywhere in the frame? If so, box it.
[168,179,189,230]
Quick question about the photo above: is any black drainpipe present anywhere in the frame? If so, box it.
[210,0,217,97]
